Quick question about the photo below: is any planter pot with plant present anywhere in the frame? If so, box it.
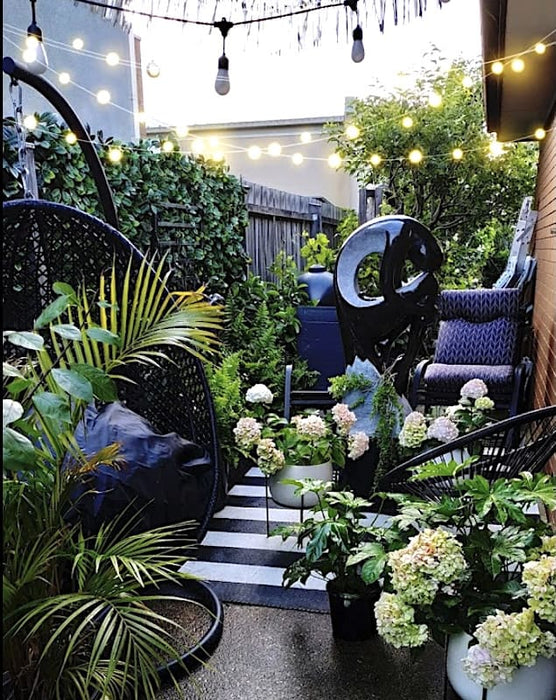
[272,481,399,640]
[2,256,224,699]
[376,462,556,699]
[233,384,371,507]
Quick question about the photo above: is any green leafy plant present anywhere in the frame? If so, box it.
[300,231,336,270]
[376,466,556,688]
[272,481,397,595]
[3,258,222,699]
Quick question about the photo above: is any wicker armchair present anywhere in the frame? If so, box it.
[2,199,222,541]
[378,405,556,502]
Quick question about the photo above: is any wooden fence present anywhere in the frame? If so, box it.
[244,181,345,281]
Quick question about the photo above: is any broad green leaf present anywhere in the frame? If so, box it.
[3,427,37,470]
[32,392,71,425]
[2,362,24,378]
[52,323,82,340]
[85,327,121,346]
[53,282,76,297]
[3,399,23,428]
[6,377,33,396]
[360,555,387,584]
[51,368,93,402]
[6,331,44,351]
[34,294,71,329]
[70,364,118,402]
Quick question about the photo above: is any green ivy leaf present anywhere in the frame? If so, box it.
[52,282,76,297]
[51,368,93,402]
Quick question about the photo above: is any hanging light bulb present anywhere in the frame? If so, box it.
[351,25,365,63]
[146,61,161,78]
[214,18,233,96]
[24,0,48,75]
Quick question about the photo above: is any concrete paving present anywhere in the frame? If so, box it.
[157,603,449,700]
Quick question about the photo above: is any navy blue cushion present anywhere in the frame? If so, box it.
[435,317,517,365]
[440,289,520,321]
[70,402,213,534]
[424,364,515,400]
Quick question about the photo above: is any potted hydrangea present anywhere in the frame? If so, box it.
[398,378,496,460]
[233,384,370,507]
[375,464,556,700]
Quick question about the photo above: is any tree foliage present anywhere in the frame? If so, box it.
[326,55,538,289]
[3,112,249,293]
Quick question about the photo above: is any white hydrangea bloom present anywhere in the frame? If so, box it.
[331,403,357,436]
[427,416,459,443]
[294,414,328,439]
[460,378,488,400]
[233,417,262,450]
[523,555,556,623]
[245,383,274,404]
[475,396,494,411]
[347,431,370,460]
[375,593,429,648]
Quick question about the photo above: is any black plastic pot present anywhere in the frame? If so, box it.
[326,581,381,641]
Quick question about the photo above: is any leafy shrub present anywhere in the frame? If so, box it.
[2,112,249,293]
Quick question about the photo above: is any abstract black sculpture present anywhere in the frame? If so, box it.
[333,215,443,396]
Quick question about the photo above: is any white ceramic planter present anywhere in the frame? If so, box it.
[446,632,556,700]
[268,461,333,508]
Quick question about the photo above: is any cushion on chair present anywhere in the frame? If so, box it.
[423,363,515,401]
[439,288,521,321]
[434,317,517,365]
[69,402,213,535]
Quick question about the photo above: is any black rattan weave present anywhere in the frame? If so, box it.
[378,405,556,502]
[2,199,222,541]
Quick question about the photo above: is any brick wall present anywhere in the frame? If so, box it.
[531,114,556,412]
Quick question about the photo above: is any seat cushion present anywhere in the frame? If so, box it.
[423,363,515,401]
[434,317,517,365]
[439,289,521,321]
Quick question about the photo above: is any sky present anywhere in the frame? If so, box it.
[132,0,483,128]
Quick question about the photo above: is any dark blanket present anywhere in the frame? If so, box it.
[71,402,213,535]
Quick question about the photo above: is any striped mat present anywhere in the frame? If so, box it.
[180,467,389,613]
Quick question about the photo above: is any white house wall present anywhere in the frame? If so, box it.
[3,0,139,140]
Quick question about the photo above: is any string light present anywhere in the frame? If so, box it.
[344,0,365,63]
[292,153,304,165]
[23,114,38,130]
[23,0,48,75]
[402,116,414,128]
[462,76,473,89]
[65,131,77,145]
[58,71,70,85]
[105,51,120,66]
[534,42,546,54]
[345,124,360,139]
[510,58,525,73]
[267,142,282,156]
[96,89,111,105]
[72,37,84,50]
[208,136,219,148]
[370,154,382,166]
[162,140,174,153]
[488,141,504,158]
[408,149,423,164]
[327,153,342,168]
[146,61,161,78]
[247,145,262,160]
[108,147,123,163]
[452,148,463,160]
[534,128,546,140]
[428,92,442,107]
[491,61,504,75]
[214,18,233,96]
[300,131,312,144]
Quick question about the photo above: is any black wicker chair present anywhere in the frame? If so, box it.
[378,405,556,502]
[2,199,223,542]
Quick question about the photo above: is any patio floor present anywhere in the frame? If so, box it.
[157,602,450,700]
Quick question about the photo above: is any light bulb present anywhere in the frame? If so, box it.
[268,142,282,157]
[211,151,224,162]
[208,136,219,148]
[215,55,230,96]
[58,72,70,85]
[108,147,123,163]
[488,141,504,158]
[534,43,546,55]
[510,58,525,73]
[96,90,111,105]
[345,124,360,140]
[351,25,365,63]
[452,148,463,160]
[146,61,160,78]
[23,114,37,130]
[428,92,442,108]
[534,128,546,140]
[65,131,77,145]
[24,22,48,75]
[491,61,504,75]
[402,116,413,129]
[462,76,473,89]
[327,153,342,169]
[248,146,262,160]
[292,153,304,166]
[72,38,84,50]
[408,149,423,164]
[175,125,189,138]
[370,154,382,166]
[106,52,120,67]
[162,141,174,153]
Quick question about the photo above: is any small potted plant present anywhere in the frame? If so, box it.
[375,463,556,700]
[233,383,370,507]
[397,378,497,461]
[272,480,397,640]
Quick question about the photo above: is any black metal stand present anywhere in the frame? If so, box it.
[264,475,306,537]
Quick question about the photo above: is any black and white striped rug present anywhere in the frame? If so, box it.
[181,467,388,613]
